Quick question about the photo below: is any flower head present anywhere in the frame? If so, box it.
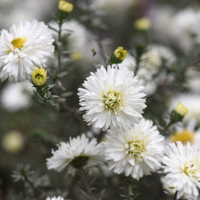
[114,47,127,61]
[78,66,146,130]
[46,134,103,172]
[58,1,73,13]
[0,20,54,82]
[31,67,47,86]
[162,142,200,199]
[104,118,165,180]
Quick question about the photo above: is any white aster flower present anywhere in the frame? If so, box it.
[46,134,103,172]
[0,81,33,111]
[171,8,200,53]
[78,66,146,130]
[104,118,165,180]
[0,19,54,82]
[162,142,200,199]
[46,197,64,200]
[169,94,200,125]
[139,45,176,77]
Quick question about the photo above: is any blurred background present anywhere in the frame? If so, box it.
[1,0,200,199]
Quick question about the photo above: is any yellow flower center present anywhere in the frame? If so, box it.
[11,37,24,50]
[170,129,194,145]
[181,160,200,178]
[125,139,146,162]
[103,91,122,111]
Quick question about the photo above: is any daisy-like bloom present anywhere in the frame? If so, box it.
[162,142,200,199]
[104,118,165,180]
[78,66,146,130]
[46,197,64,200]
[171,8,200,54]
[0,81,33,112]
[139,44,176,77]
[0,20,54,82]
[46,134,103,172]
[169,94,200,125]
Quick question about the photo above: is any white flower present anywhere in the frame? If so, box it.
[78,66,146,130]
[169,94,200,125]
[139,45,176,77]
[46,197,64,200]
[162,142,200,199]
[118,54,136,71]
[171,9,200,53]
[48,20,101,63]
[0,81,33,111]
[104,118,165,180]
[0,19,54,82]
[46,134,103,172]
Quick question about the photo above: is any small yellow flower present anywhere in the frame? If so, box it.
[31,67,47,86]
[174,102,188,117]
[58,0,73,13]
[134,17,150,31]
[114,47,127,61]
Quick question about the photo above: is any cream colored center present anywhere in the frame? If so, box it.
[103,91,122,111]
[125,139,146,162]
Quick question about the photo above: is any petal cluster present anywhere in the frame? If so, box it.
[104,118,164,180]
[46,134,103,172]
[0,19,54,82]
[78,66,146,130]
[162,142,200,199]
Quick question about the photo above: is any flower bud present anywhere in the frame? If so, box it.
[174,102,188,117]
[31,67,47,87]
[114,47,127,61]
[134,17,150,31]
[58,1,73,13]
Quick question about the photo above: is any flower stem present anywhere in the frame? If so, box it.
[57,18,62,72]
[173,191,178,200]
[128,183,133,200]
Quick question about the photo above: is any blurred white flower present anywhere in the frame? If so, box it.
[46,134,104,172]
[169,94,200,125]
[171,8,200,53]
[149,6,175,44]
[46,197,64,200]
[162,142,200,199]
[0,81,33,111]
[118,54,136,71]
[185,68,200,93]
[91,0,137,13]
[104,118,164,180]
[139,45,176,77]
[78,66,146,130]
[0,20,54,82]
[49,20,101,63]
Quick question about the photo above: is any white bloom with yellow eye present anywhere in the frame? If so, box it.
[78,66,146,130]
[104,118,164,180]
[162,142,200,200]
[0,20,54,82]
